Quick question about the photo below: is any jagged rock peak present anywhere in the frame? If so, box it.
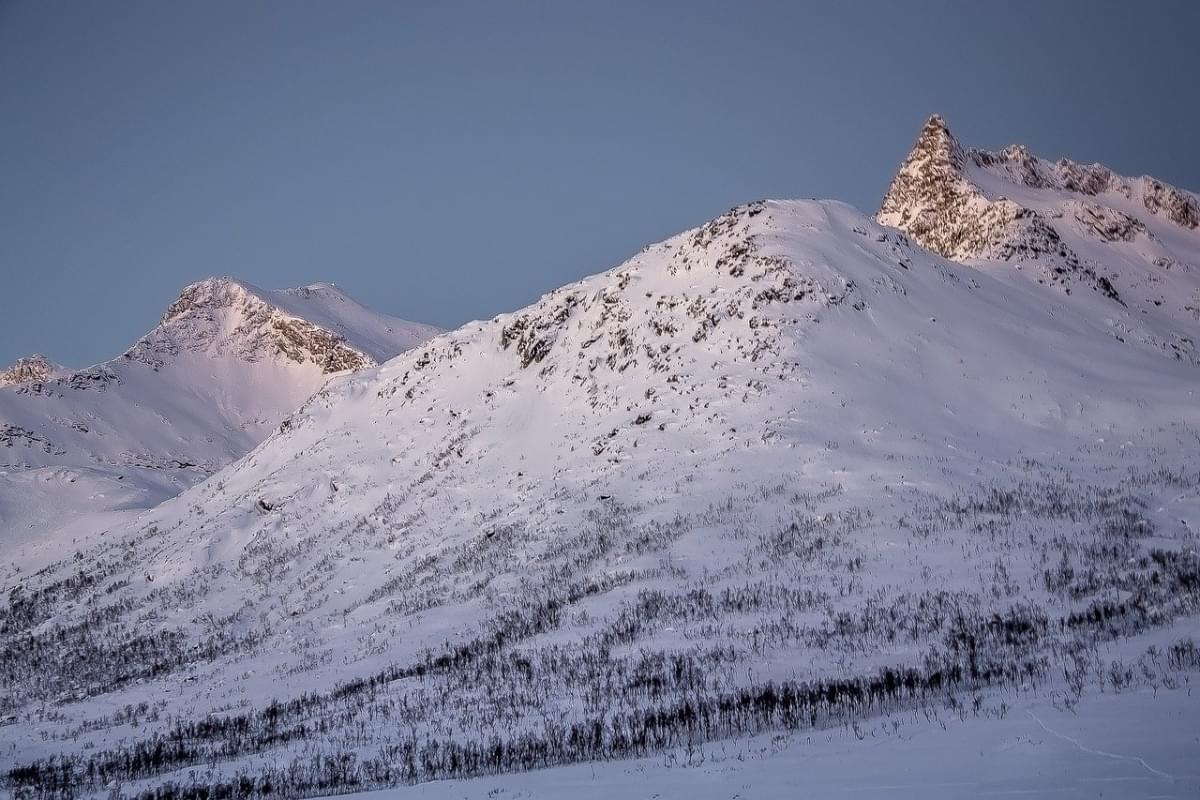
[0,354,63,387]
[882,114,1198,235]
[877,117,964,233]
[914,114,965,172]
[137,276,376,374]
[876,115,972,245]
[161,277,261,324]
[875,115,1085,279]
[877,115,1172,301]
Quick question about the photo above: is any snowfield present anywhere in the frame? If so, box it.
[2,119,1199,799]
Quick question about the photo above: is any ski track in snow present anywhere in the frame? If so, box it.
[1025,709,1175,783]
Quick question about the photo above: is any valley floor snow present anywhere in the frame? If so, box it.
[322,686,1200,800]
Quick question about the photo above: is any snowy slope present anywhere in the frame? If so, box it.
[3,197,1197,798]
[879,115,1200,365]
[0,277,439,549]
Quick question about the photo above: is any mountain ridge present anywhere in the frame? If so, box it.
[878,114,1200,365]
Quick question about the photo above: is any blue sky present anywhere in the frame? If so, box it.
[2,0,1198,367]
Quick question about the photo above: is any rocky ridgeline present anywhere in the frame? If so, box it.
[878,116,1162,301]
[878,115,1200,367]
[973,144,1199,229]
[874,116,1055,267]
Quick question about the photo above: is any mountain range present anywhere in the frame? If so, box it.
[2,117,1198,800]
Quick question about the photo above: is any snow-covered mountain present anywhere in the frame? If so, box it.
[879,115,1200,364]
[4,182,1198,798]
[0,277,440,544]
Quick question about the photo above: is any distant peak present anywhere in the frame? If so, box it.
[132,276,438,375]
[0,354,64,387]
[161,277,259,324]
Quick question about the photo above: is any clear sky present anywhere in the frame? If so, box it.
[2,0,1198,368]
